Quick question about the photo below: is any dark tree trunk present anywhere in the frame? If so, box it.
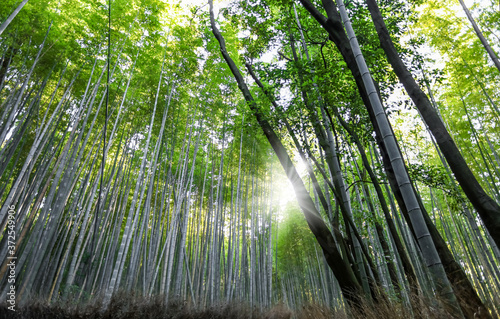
[380,142,490,318]
[208,0,363,307]
[366,0,500,249]
[298,0,486,316]
[0,47,17,86]
[325,105,418,295]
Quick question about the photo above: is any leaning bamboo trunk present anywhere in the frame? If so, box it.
[104,48,160,303]
[458,0,500,74]
[334,0,463,316]
[0,0,29,36]
[209,0,362,307]
[365,0,500,249]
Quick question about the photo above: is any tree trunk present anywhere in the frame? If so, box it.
[209,0,362,306]
[365,0,500,248]
[458,0,500,74]
[0,0,29,36]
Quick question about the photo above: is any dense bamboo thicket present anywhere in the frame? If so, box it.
[0,0,499,318]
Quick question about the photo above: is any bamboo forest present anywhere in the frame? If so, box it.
[0,0,499,318]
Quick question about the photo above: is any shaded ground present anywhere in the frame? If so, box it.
[0,291,485,318]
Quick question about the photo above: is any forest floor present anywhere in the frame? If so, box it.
[0,291,468,319]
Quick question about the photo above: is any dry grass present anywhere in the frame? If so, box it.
[0,291,292,319]
[0,290,494,319]
[294,297,453,319]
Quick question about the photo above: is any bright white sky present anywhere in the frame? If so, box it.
[178,0,230,15]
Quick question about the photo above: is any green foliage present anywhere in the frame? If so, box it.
[407,163,464,200]
[276,203,318,272]
[1,0,500,313]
